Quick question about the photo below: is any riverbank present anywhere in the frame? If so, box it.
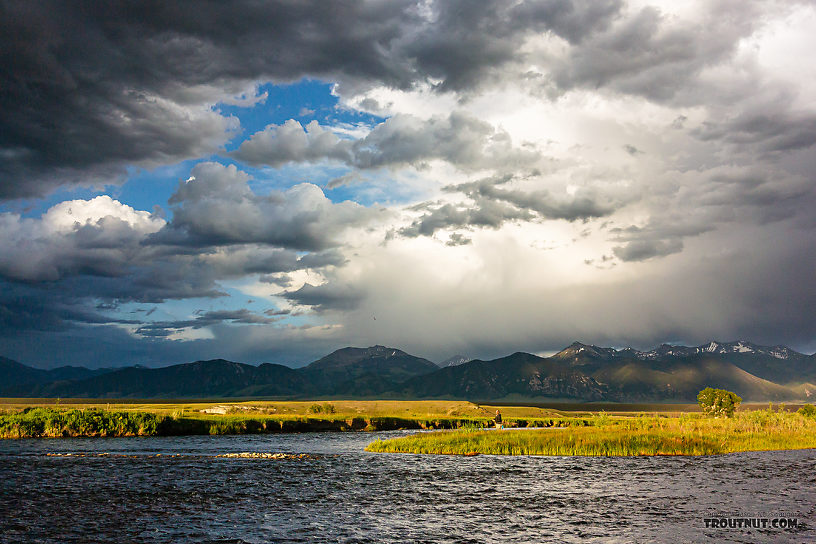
[0,401,581,438]
[0,407,472,438]
[365,409,816,456]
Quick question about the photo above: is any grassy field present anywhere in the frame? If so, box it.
[0,400,571,438]
[365,408,816,456]
[4,399,814,450]
[0,398,550,417]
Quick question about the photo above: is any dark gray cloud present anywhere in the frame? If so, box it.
[282,283,366,312]
[200,248,347,278]
[0,162,358,342]
[3,1,816,369]
[453,178,621,220]
[546,2,762,102]
[692,112,816,154]
[1,0,802,202]
[259,274,295,288]
[134,309,279,338]
[610,220,713,262]
[607,163,816,263]
[151,162,384,251]
[400,175,624,238]
[612,237,685,262]
[0,0,624,198]
[0,281,137,334]
[0,273,346,368]
[701,169,815,222]
[257,215,816,363]
[114,260,227,304]
[399,200,533,238]
[0,241,347,319]
[233,111,541,174]
[0,0,412,198]
[7,224,816,367]
[402,0,622,92]
[0,317,342,368]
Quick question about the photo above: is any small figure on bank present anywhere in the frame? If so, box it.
[495,409,502,429]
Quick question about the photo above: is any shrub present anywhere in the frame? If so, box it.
[307,402,336,414]
[592,411,611,427]
[798,404,816,418]
[697,387,742,418]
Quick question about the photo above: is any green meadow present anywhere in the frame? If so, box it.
[4,398,816,457]
[365,408,816,456]
[0,400,557,438]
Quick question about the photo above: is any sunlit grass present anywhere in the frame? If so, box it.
[0,400,539,438]
[366,410,816,456]
[5,400,814,447]
[0,408,164,438]
[0,399,557,419]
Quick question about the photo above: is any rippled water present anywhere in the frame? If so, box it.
[1,432,814,543]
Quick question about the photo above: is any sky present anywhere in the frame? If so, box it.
[2,0,816,368]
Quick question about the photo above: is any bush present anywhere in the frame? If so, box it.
[307,402,336,415]
[697,387,742,418]
[592,411,611,427]
[798,404,816,418]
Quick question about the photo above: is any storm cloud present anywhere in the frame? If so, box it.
[282,283,366,313]
[399,174,627,238]
[0,0,623,198]
[0,162,361,345]
[134,309,280,338]
[2,1,816,367]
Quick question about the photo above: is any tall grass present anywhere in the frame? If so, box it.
[366,411,816,456]
[8,403,813,444]
[0,408,164,438]
[0,399,563,420]
[0,408,495,438]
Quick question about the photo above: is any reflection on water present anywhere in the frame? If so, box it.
[1,432,814,543]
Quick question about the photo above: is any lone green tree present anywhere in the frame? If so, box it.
[798,404,816,418]
[697,387,742,418]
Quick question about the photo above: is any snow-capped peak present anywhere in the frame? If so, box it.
[768,346,792,360]
[440,355,471,367]
[733,341,755,353]
[553,340,804,363]
[704,341,720,353]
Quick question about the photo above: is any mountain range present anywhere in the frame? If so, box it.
[2,341,815,402]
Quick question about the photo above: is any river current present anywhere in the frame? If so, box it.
[1,432,814,543]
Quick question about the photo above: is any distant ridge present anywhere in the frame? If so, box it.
[552,340,816,385]
[400,352,609,401]
[300,345,439,396]
[2,340,814,401]
[0,356,115,393]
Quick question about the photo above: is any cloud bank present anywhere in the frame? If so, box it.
[2,0,816,367]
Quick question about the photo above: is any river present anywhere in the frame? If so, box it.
[1,432,814,543]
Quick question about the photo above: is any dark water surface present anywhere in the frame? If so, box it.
[1,432,814,543]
